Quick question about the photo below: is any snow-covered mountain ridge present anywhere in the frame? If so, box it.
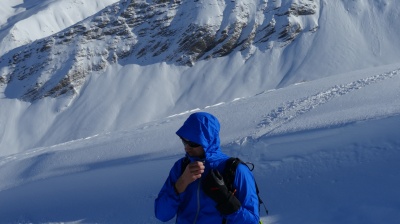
[0,0,120,55]
[0,0,318,101]
[1,0,400,154]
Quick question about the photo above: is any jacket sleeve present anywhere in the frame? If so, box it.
[154,159,183,222]
[225,164,260,223]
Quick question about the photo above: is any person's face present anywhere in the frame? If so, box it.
[181,137,205,158]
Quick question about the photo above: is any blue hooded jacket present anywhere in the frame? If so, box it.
[155,112,259,223]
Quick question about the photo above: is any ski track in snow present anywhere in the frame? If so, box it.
[254,68,400,138]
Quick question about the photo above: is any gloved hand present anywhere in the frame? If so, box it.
[202,169,241,215]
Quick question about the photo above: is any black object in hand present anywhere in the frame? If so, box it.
[202,169,241,215]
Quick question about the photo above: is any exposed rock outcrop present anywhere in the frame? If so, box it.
[0,0,318,101]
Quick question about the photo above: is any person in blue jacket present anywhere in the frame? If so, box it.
[155,112,259,223]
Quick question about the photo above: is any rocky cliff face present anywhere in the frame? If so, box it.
[0,0,318,102]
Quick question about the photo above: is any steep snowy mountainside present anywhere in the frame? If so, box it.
[0,0,120,56]
[0,0,319,101]
[276,0,400,86]
[2,0,399,103]
[1,0,400,155]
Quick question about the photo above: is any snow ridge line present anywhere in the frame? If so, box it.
[253,69,400,138]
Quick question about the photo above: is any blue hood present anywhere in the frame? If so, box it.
[176,112,223,161]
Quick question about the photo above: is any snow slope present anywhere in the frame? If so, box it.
[0,63,399,223]
[2,0,400,154]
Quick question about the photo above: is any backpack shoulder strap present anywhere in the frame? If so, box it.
[223,157,269,216]
[222,157,243,191]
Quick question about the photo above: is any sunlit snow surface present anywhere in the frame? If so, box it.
[0,63,399,223]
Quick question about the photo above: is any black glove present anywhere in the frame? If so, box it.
[202,169,241,215]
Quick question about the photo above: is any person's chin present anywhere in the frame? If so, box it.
[186,151,198,157]
[186,152,195,157]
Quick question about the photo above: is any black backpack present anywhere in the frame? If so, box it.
[180,156,268,216]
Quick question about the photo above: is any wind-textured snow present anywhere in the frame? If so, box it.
[0,63,400,223]
[1,0,400,223]
[2,0,400,153]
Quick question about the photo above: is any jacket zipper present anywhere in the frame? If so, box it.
[192,180,201,224]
